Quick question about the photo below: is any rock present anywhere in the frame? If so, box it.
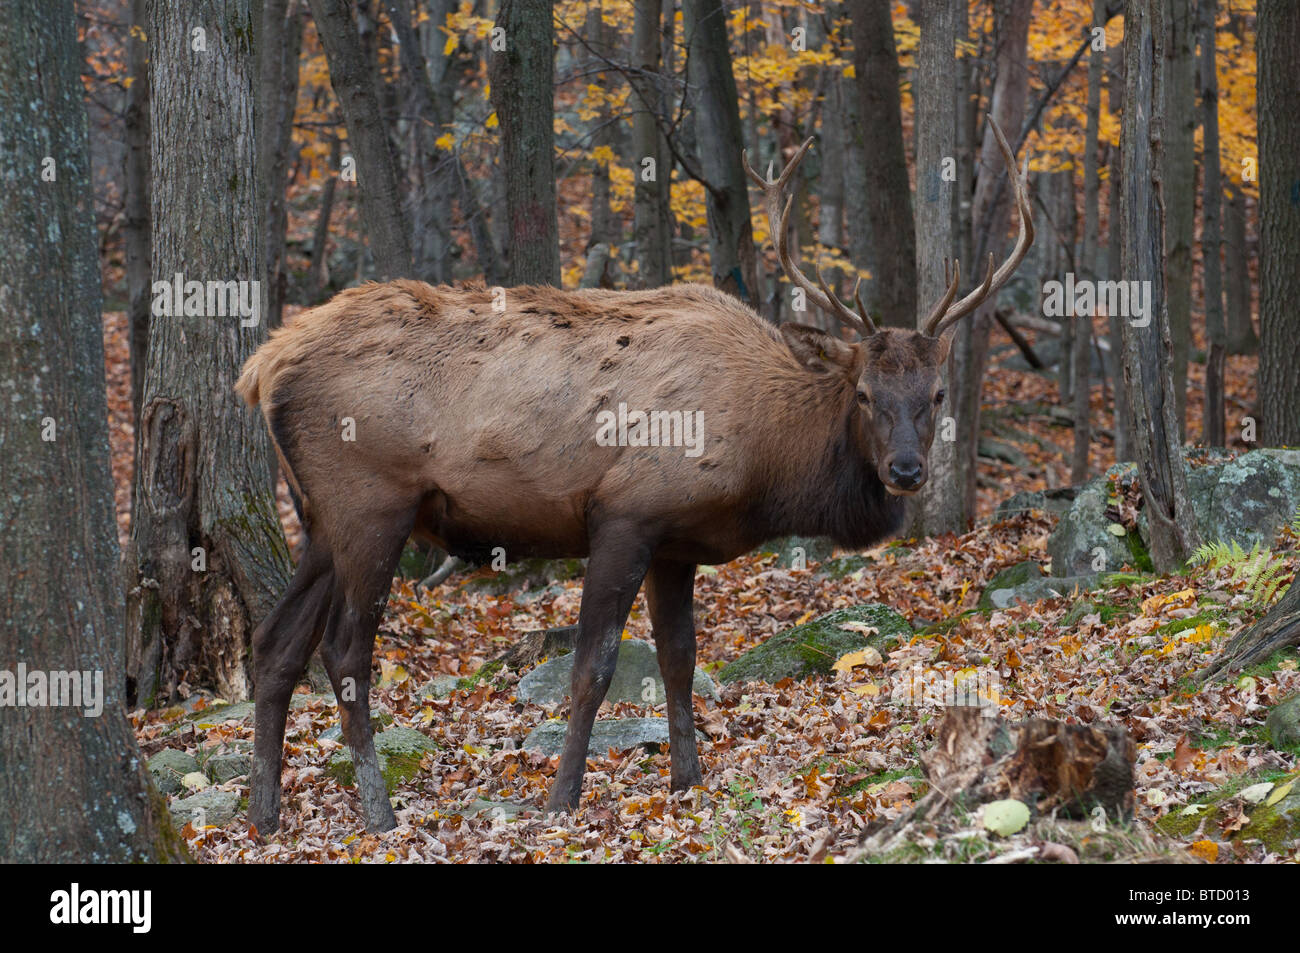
[757,535,835,570]
[1156,773,1300,853]
[325,725,438,793]
[1196,449,1300,550]
[978,437,1031,468]
[461,798,533,820]
[147,749,200,796]
[1047,467,1146,576]
[817,555,874,579]
[718,604,911,685]
[978,561,1042,610]
[203,751,252,783]
[169,789,239,829]
[523,717,698,757]
[457,558,585,596]
[419,675,462,700]
[980,563,1101,611]
[994,487,1077,521]
[195,700,255,724]
[517,638,718,706]
[1265,694,1300,752]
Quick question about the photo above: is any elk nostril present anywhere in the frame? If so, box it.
[889,461,923,488]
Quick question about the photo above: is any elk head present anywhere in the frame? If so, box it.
[743,119,1033,496]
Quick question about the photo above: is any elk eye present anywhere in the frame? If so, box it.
[856,389,870,406]
[933,389,946,405]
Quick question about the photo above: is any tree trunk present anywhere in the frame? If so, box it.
[488,0,561,286]
[1163,0,1196,438]
[309,0,413,279]
[1257,0,1300,446]
[848,0,916,328]
[0,0,186,862]
[1199,0,1226,447]
[1200,579,1300,681]
[1119,0,1201,572]
[585,6,617,254]
[910,0,959,536]
[260,0,304,330]
[1074,0,1105,485]
[1106,35,1132,462]
[1223,186,1257,355]
[308,131,342,301]
[682,0,760,305]
[125,0,293,708]
[124,0,151,420]
[631,0,674,289]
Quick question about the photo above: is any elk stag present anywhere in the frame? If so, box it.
[237,118,1032,832]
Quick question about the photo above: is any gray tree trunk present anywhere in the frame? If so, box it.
[1106,34,1132,462]
[1199,0,1226,447]
[1223,185,1256,355]
[1119,0,1201,572]
[910,0,960,536]
[1163,0,1196,438]
[124,0,151,419]
[309,0,413,279]
[631,0,674,288]
[124,0,293,707]
[682,0,760,305]
[489,0,561,286]
[1258,0,1300,446]
[0,0,186,862]
[1074,0,1105,485]
[260,0,304,329]
[848,0,916,328]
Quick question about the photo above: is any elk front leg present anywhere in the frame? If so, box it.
[545,523,654,813]
[645,557,703,792]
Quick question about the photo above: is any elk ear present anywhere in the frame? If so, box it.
[780,323,860,377]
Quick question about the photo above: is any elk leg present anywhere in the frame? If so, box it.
[317,511,413,832]
[545,524,655,813]
[645,557,703,791]
[249,543,334,834]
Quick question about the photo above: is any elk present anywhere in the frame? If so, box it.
[237,118,1032,833]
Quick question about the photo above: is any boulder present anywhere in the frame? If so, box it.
[1265,694,1300,752]
[147,749,200,796]
[1046,472,1140,576]
[203,751,252,783]
[457,558,585,596]
[523,716,697,757]
[757,535,835,570]
[994,487,1077,521]
[718,604,911,685]
[1195,449,1300,550]
[325,725,438,793]
[979,561,1101,610]
[169,789,239,829]
[517,638,718,706]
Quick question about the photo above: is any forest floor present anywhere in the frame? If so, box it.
[104,311,1300,863]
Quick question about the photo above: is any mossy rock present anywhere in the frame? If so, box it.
[978,560,1043,610]
[456,558,585,596]
[718,604,911,685]
[148,749,200,796]
[817,555,874,579]
[325,726,439,794]
[754,535,835,569]
[1156,773,1300,853]
[1265,694,1300,752]
[1235,788,1300,852]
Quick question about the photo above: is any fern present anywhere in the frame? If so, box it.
[1188,538,1291,607]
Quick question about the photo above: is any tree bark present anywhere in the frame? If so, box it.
[910,0,959,536]
[681,0,760,305]
[1106,33,1132,462]
[260,0,304,330]
[488,0,561,286]
[848,0,917,327]
[1257,0,1300,446]
[1119,0,1201,572]
[1223,186,1257,355]
[1200,579,1300,681]
[309,0,413,279]
[1074,0,1105,485]
[1199,0,1226,447]
[125,0,293,707]
[308,131,341,301]
[631,0,674,288]
[124,0,151,420]
[0,0,186,862]
[1163,0,1196,438]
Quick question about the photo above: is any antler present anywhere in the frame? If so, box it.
[742,139,877,337]
[921,117,1034,338]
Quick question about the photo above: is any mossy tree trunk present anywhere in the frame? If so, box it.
[124,0,292,708]
[0,0,187,862]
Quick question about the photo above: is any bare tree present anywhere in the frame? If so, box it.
[1258,0,1300,445]
[848,0,916,327]
[1074,0,1106,484]
[1199,0,1226,447]
[489,0,561,285]
[260,0,304,329]
[631,0,674,288]
[1163,0,1196,437]
[1118,0,1201,571]
[0,0,185,862]
[1223,185,1257,355]
[123,0,150,418]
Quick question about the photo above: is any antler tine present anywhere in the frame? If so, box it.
[923,117,1035,338]
[743,137,877,336]
[921,258,962,336]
